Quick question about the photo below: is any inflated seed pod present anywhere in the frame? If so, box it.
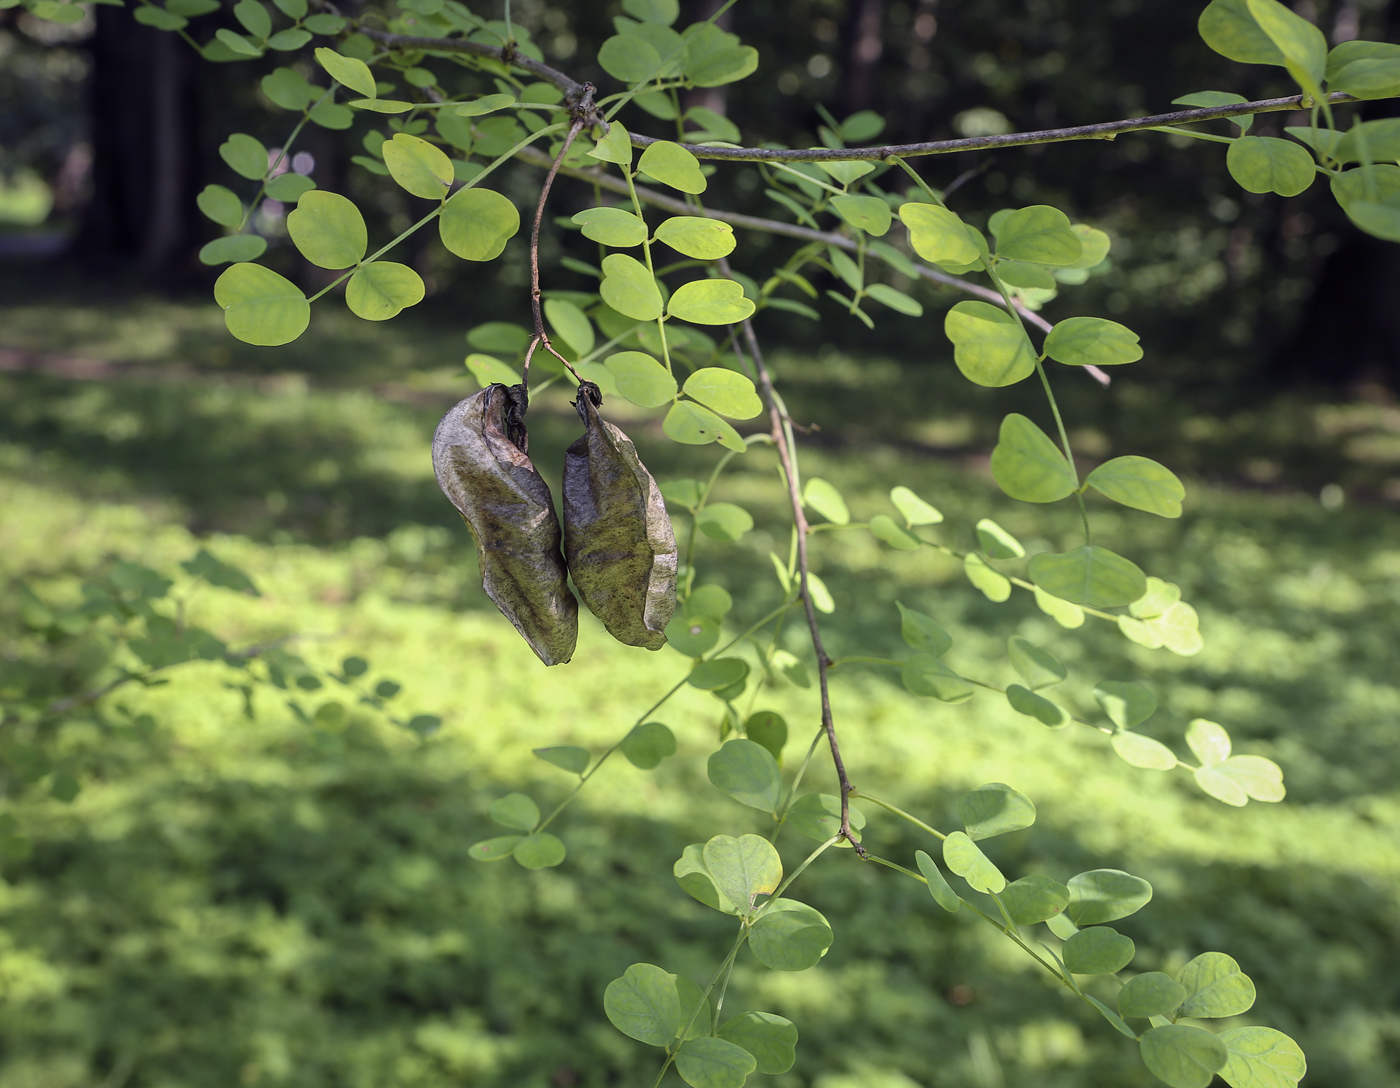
[432,383,578,666]
[563,382,677,650]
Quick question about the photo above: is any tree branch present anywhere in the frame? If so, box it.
[358,27,1371,162]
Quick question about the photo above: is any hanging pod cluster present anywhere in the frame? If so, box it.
[432,381,676,665]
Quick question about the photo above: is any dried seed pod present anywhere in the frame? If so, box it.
[563,383,678,650]
[432,383,578,666]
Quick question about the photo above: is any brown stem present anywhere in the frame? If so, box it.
[355,28,1375,162]
[722,265,864,856]
[522,85,600,388]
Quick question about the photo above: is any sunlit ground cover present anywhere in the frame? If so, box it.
[1,291,1398,1088]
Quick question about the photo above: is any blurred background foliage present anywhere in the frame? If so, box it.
[2,1,1400,1086]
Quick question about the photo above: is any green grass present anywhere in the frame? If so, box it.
[2,290,1399,1088]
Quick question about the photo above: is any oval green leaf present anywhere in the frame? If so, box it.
[1119,972,1188,1019]
[890,485,943,525]
[572,206,649,248]
[219,132,269,181]
[440,188,520,261]
[706,740,780,813]
[533,745,590,775]
[1008,636,1067,691]
[994,205,1083,265]
[902,653,974,703]
[717,1011,797,1076]
[654,215,736,259]
[1029,546,1147,609]
[899,202,980,265]
[604,963,682,1047]
[991,412,1078,502]
[914,848,960,912]
[1066,868,1153,926]
[943,830,1006,893]
[382,132,453,200]
[959,781,1036,840]
[1044,316,1143,367]
[638,140,707,193]
[1063,925,1136,975]
[544,297,595,356]
[213,263,310,346]
[1227,135,1315,197]
[512,832,566,869]
[315,46,376,99]
[976,518,1024,559]
[748,899,833,970]
[197,184,243,228]
[605,351,676,407]
[1006,684,1069,728]
[702,832,782,912]
[620,721,676,769]
[831,193,892,236]
[964,553,1012,602]
[287,190,367,269]
[198,234,267,266]
[944,300,1037,387]
[600,253,664,321]
[1218,1026,1307,1088]
[683,367,761,419]
[675,1037,756,1088]
[1087,456,1185,518]
[896,602,951,657]
[695,502,752,542]
[1000,874,1069,925]
[1140,1025,1229,1088]
[668,279,756,326]
[345,261,424,321]
[870,513,923,550]
[488,791,539,831]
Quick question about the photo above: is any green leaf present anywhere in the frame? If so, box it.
[219,133,268,181]
[683,24,758,87]
[899,203,981,265]
[1334,118,1400,165]
[718,1012,797,1076]
[943,830,1006,893]
[1199,0,1285,65]
[600,253,664,321]
[1063,925,1136,975]
[991,413,1078,503]
[1044,316,1143,367]
[744,709,786,760]
[468,321,530,354]
[749,899,834,970]
[1087,456,1185,518]
[1029,546,1147,609]
[315,46,376,99]
[620,721,676,769]
[1186,718,1231,766]
[653,215,736,259]
[964,553,1012,602]
[682,368,761,420]
[890,486,943,525]
[604,963,682,1046]
[999,874,1069,925]
[1345,197,1400,242]
[572,206,648,248]
[1176,952,1265,1019]
[287,190,367,269]
[1173,90,1253,131]
[695,502,753,541]
[669,279,756,326]
[233,0,270,38]
[1034,586,1084,628]
[1112,731,1178,771]
[1218,1027,1307,1088]
[1217,755,1285,803]
[815,159,875,185]
[345,261,424,321]
[802,477,849,524]
[1095,682,1158,729]
[465,353,521,388]
[975,518,1024,559]
[1067,223,1112,267]
[831,194,892,236]
[468,835,522,861]
[959,782,1036,840]
[271,0,305,19]
[1227,136,1315,197]
[197,185,244,229]
[994,205,1083,265]
[512,832,566,869]
[455,92,517,118]
[605,351,676,407]
[996,260,1056,290]
[261,67,314,111]
[533,746,589,774]
[302,13,345,33]
[785,793,865,845]
[869,513,923,550]
[1007,636,1066,690]
[588,120,633,165]
[944,301,1038,387]
[665,402,745,453]
[674,843,740,913]
[896,602,951,657]
[1120,972,1188,1019]
[488,792,539,831]
[1066,869,1153,926]
[914,849,960,912]
[702,833,781,915]
[1329,57,1400,101]
[199,235,267,266]
[599,33,662,83]
[690,657,749,692]
[1006,684,1069,728]
[213,263,310,346]
[544,298,595,356]
[675,1038,756,1088]
[308,100,354,130]
[902,654,974,703]
[134,6,190,30]
[707,740,780,813]
[673,975,711,1043]
[215,28,263,57]
[1140,1025,1229,1088]
[638,140,707,194]
[1246,0,1326,98]
[624,0,679,25]
[440,188,520,261]
[381,133,453,200]
[865,283,923,317]
[264,172,315,201]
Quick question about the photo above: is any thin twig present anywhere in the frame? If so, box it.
[722,264,864,855]
[522,84,601,388]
